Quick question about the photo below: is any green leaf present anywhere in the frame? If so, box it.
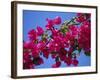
[84,51,91,56]
[41,33,48,41]
[78,48,82,53]
[60,26,68,34]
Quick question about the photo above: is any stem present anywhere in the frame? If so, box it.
[63,14,87,26]
[41,14,90,49]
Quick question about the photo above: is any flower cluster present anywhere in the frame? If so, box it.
[23,13,91,69]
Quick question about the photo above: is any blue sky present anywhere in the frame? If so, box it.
[23,10,91,68]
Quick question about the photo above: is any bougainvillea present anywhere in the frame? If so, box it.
[23,13,91,69]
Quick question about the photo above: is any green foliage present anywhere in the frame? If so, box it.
[84,51,90,56]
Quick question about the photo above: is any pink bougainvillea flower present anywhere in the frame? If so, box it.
[85,13,91,19]
[23,41,34,49]
[42,48,50,59]
[51,54,57,59]
[31,44,40,58]
[48,39,60,52]
[60,48,68,55]
[45,18,54,30]
[46,18,54,25]
[68,47,74,54]
[52,61,61,68]
[23,59,34,69]
[37,41,45,50]
[45,24,52,30]
[76,13,86,22]
[78,20,91,53]
[64,57,72,66]
[72,59,79,66]
[23,62,35,69]
[36,26,44,36]
[53,16,61,25]
[23,52,35,69]
[23,52,30,61]
[23,41,30,49]
[45,16,61,30]
[59,51,67,61]
[51,29,59,36]
[28,29,37,41]
[37,57,44,65]
[65,32,75,46]
[76,13,90,23]
[32,50,39,58]
[69,25,79,37]
[23,14,91,69]
[33,57,44,65]
[65,32,73,40]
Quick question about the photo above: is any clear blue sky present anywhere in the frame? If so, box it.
[23,10,90,68]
